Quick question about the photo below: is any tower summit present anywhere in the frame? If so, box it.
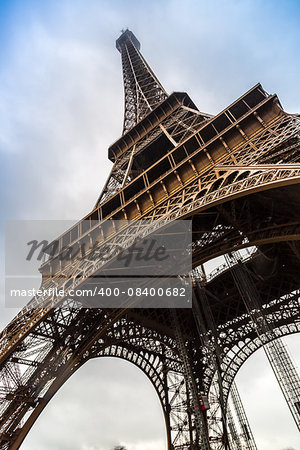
[116,29,168,134]
[96,29,210,206]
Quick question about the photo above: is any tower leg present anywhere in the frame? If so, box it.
[171,309,211,449]
[193,286,232,449]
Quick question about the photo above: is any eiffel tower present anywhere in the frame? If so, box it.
[1,29,300,449]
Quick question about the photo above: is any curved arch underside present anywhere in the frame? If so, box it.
[1,248,299,450]
[0,177,300,449]
[0,176,299,450]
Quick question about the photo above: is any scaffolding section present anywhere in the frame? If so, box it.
[264,337,300,430]
[225,251,300,432]
[229,381,257,450]
[227,402,243,450]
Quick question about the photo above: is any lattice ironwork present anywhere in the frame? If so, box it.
[229,381,257,450]
[0,29,300,450]
[117,29,167,134]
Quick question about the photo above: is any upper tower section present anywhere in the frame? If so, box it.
[116,29,168,134]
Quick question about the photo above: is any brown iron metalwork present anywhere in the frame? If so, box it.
[0,30,299,449]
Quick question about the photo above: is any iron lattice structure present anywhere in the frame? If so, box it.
[1,29,300,449]
[117,30,168,134]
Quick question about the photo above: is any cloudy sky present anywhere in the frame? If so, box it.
[1,0,300,449]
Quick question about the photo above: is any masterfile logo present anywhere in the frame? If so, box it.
[5,219,192,309]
